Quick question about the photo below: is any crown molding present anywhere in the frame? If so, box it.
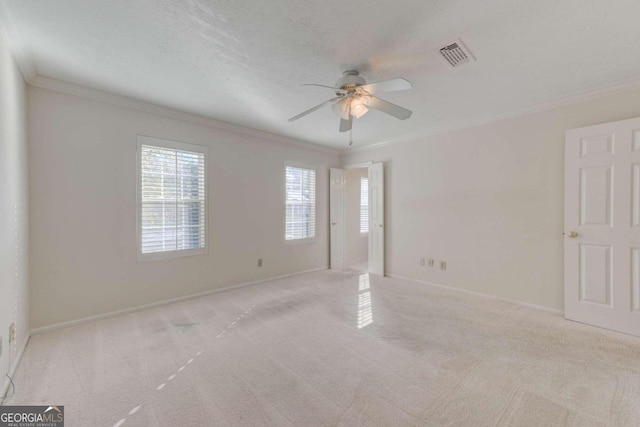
[28,75,341,156]
[0,1,36,82]
[21,62,640,158]
[25,71,640,157]
[347,75,640,154]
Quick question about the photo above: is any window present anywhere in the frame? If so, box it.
[360,176,369,233]
[285,164,316,241]
[137,136,206,260]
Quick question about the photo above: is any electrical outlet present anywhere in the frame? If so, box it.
[428,258,434,267]
[420,257,425,266]
[257,258,263,267]
[9,323,15,342]
[440,261,447,270]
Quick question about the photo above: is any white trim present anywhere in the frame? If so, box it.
[284,160,317,170]
[138,247,207,262]
[283,237,317,245]
[16,50,640,159]
[28,75,340,155]
[343,161,373,169]
[0,1,36,82]
[387,274,564,316]
[136,135,209,262]
[30,267,329,335]
[24,73,640,156]
[1,335,29,402]
[138,134,208,153]
[347,75,640,154]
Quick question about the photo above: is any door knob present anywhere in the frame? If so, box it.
[567,231,578,238]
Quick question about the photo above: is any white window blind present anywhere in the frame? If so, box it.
[138,138,206,258]
[285,165,316,241]
[360,176,369,233]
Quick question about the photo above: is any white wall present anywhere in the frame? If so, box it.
[28,85,339,329]
[343,88,640,312]
[345,168,368,266]
[23,72,640,327]
[0,34,29,391]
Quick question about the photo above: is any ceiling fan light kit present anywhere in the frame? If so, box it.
[350,100,369,119]
[288,70,414,145]
[332,94,369,120]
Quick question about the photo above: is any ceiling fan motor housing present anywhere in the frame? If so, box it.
[335,70,366,91]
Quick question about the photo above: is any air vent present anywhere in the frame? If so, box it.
[439,39,475,68]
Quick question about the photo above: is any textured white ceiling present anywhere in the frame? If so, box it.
[2,0,640,149]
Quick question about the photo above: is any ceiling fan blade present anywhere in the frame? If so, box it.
[339,116,352,132]
[332,98,351,120]
[367,96,412,120]
[288,97,340,122]
[301,84,344,91]
[339,112,353,133]
[359,78,412,94]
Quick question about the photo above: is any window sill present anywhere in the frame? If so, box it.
[284,237,317,245]
[137,247,207,262]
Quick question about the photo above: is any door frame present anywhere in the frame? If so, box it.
[337,161,380,273]
[344,162,374,170]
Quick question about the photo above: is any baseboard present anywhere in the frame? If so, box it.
[31,266,329,335]
[387,274,564,316]
[1,335,29,403]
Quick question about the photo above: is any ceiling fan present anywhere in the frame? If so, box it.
[288,71,413,144]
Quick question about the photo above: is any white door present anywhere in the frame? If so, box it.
[368,162,385,276]
[330,168,345,270]
[565,117,640,337]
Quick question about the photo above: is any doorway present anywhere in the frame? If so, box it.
[330,162,384,276]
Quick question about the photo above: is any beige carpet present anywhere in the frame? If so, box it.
[4,270,640,426]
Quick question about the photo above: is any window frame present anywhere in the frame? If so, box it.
[283,161,317,245]
[136,135,208,262]
[360,176,369,234]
